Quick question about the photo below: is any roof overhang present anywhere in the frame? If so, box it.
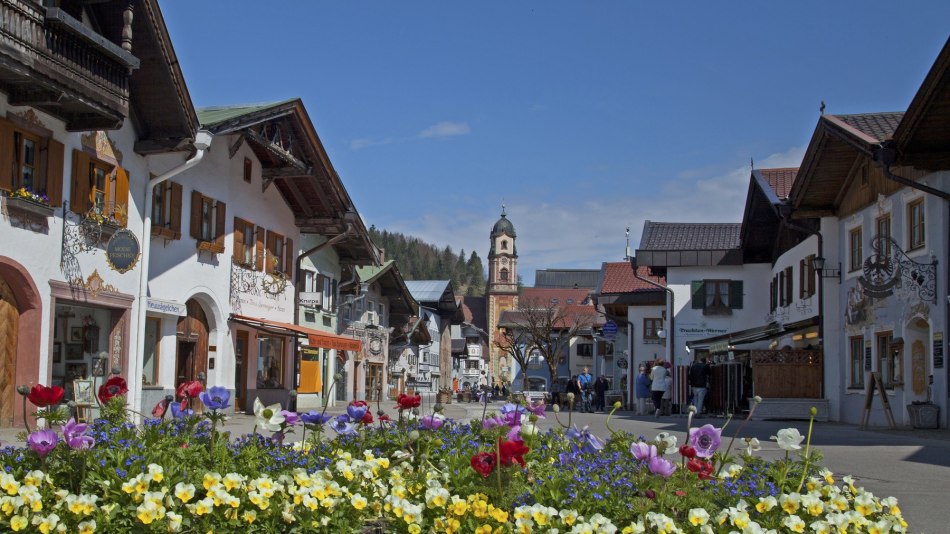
[893,37,950,169]
[229,314,362,352]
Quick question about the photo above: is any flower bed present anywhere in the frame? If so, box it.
[0,382,908,533]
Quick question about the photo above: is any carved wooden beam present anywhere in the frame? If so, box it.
[228,134,245,159]
[246,127,310,173]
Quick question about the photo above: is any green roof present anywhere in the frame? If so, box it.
[356,260,395,284]
[196,98,298,127]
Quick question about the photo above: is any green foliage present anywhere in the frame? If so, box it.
[368,226,486,296]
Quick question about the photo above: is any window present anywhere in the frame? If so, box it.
[528,349,544,367]
[257,336,285,389]
[232,218,257,267]
[70,149,129,225]
[876,332,901,388]
[849,227,862,272]
[576,343,593,358]
[189,190,226,253]
[322,275,337,312]
[465,359,480,370]
[152,181,183,239]
[499,267,509,282]
[243,157,252,183]
[802,255,816,298]
[0,117,65,206]
[849,336,864,389]
[501,239,507,250]
[143,317,161,386]
[875,214,891,256]
[691,280,743,315]
[266,230,285,273]
[908,198,925,250]
[643,318,663,343]
[377,302,386,325]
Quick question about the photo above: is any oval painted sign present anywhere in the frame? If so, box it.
[106,228,141,273]
[602,320,618,339]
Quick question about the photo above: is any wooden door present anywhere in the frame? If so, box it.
[366,363,383,402]
[176,341,196,387]
[176,299,209,385]
[0,278,18,427]
[235,330,248,412]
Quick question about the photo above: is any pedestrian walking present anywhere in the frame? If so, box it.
[635,365,652,415]
[650,358,668,417]
[566,374,580,410]
[688,357,712,416]
[593,376,608,412]
[661,374,673,415]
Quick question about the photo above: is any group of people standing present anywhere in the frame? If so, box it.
[634,357,712,417]
[562,367,611,412]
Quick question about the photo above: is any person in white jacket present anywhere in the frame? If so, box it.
[649,358,668,417]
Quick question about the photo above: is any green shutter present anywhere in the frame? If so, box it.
[691,281,705,309]
[730,280,744,309]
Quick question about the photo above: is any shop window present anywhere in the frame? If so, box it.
[143,318,161,386]
[691,280,743,315]
[70,149,129,225]
[189,190,226,253]
[849,227,862,272]
[876,332,900,388]
[0,116,65,206]
[232,217,257,268]
[152,181,183,239]
[908,198,925,250]
[257,336,285,389]
[849,336,864,389]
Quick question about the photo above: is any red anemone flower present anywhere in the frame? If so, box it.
[679,444,697,459]
[361,411,374,425]
[687,458,714,480]
[151,398,170,418]
[27,384,65,408]
[176,380,203,400]
[470,452,496,477]
[498,439,530,467]
[396,393,421,410]
[98,376,128,404]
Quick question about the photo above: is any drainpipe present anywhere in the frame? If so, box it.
[875,144,950,201]
[629,257,675,391]
[132,131,213,416]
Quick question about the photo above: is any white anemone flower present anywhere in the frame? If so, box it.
[253,398,286,432]
[743,437,761,455]
[771,428,805,451]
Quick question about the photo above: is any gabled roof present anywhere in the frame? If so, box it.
[355,261,417,317]
[829,112,904,144]
[534,269,601,290]
[597,262,666,294]
[197,98,376,265]
[757,168,799,201]
[458,296,488,333]
[497,304,603,330]
[740,167,815,264]
[893,36,950,168]
[405,280,461,319]
[635,221,743,267]
[521,287,590,307]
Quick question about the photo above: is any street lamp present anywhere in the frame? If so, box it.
[811,256,841,283]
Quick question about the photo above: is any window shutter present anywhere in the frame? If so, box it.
[799,259,805,299]
[729,280,743,309]
[255,226,265,271]
[43,138,65,206]
[784,266,793,305]
[284,237,294,278]
[691,281,705,309]
[113,166,130,227]
[769,279,775,311]
[0,117,13,192]
[169,182,183,236]
[190,190,202,239]
[807,256,816,296]
[214,200,226,247]
[232,217,244,264]
[70,150,91,213]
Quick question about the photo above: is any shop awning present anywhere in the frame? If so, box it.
[229,314,362,352]
[686,316,819,352]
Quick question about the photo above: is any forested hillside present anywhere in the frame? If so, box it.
[368,226,486,296]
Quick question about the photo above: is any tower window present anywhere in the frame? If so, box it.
[501,239,508,250]
[500,267,509,282]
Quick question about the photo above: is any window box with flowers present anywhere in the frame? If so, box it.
[5,188,54,217]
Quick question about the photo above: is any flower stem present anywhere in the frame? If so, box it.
[605,403,620,437]
[796,410,817,493]
[21,395,32,434]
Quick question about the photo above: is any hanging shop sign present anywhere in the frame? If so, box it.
[602,320,618,339]
[105,229,141,273]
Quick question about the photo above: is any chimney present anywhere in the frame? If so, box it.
[378,248,386,263]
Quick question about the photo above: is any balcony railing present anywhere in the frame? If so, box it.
[0,0,139,128]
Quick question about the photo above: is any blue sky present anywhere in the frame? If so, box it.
[162,2,950,285]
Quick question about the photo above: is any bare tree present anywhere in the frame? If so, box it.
[494,318,532,391]
[503,297,597,391]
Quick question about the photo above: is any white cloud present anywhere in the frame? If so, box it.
[377,146,804,286]
[418,121,471,138]
[350,137,393,151]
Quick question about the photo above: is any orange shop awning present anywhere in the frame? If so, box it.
[229,314,362,352]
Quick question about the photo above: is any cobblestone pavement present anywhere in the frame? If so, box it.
[2,400,946,533]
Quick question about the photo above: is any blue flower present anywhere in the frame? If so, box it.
[199,386,231,411]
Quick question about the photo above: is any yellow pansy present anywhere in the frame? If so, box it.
[9,515,27,531]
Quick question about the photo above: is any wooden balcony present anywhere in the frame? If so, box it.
[0,0,139,130]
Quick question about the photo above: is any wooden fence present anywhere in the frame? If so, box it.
[750,350,822,399]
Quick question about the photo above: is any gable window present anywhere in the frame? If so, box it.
[848,227,862,272]
[232,218,257,267]
[70,149,129,226]
[876,214,891,256]
[849,336,865,389]
[692,280,743,315]
[189,190,226,253]
[152,181,183,239]
[499,267,509,282]
[0,117,65,206]
[643,318,663,344]
[908,198,925,250]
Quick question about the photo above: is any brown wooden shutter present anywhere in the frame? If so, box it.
[70,150,91,213]
[266,231,278,272]
[784,266,793,304]
[799,259,805,299]
[0,117,13,192]
[113,166,130,227]
[44,138,65,207]
[284,237,294,278]
[190,190,202,239]
[807,255,816,296]
[214,200,226,247]
[255,227,265,271]
[169,182,183,237]
[232,217,244,263]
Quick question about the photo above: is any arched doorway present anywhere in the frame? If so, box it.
[0,278,19,426]
[176,299,209,388]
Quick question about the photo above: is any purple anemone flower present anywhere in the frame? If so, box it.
[525,401,546,418]
[688,424,723,458]
[330,415,357,436]
[648,456,677,478]
[419,415,444,430]
[567,425,605,453]
[171,402,194,419]
[346,403,368,421]
[199,386,231,411]
[499,403,526,415]
[62,418,95,450]
[481,415,506,430]
[630,441,657,461]
[27,430,59,458]
[300,411,332,425]
[279,410,299,426]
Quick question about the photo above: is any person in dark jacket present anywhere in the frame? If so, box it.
[566,374,580,410]
[635,366,652,415]
[688,357,712,416]
[593,376,608,412]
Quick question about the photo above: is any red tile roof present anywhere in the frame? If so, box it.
[600,262,666,294]
[521,287,590,307]
[758,167,799,200]
[828,112,904,143]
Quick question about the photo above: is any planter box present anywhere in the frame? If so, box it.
[907,403,939,429]
[6,196,54,217]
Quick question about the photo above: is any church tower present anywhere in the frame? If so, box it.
[486,207,518,386]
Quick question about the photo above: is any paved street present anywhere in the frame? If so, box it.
[3,400,947,533]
